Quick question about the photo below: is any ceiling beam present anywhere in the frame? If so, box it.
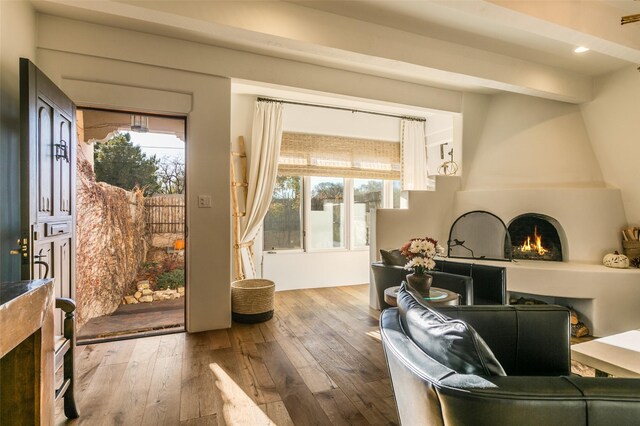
[36,0,597,103]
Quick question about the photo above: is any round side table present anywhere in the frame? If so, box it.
[384,285,459,308]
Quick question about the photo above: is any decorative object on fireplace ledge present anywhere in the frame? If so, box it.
[400,236,440,296]
[603,251,630,269]
[622,227,640,266]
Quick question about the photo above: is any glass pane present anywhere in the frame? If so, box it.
[392,180,401,208]
[354,179,383,247]
[263,176,302,250]
[310,177,344,249]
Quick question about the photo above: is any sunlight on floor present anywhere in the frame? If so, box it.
[366,330,382,341]
[209,363,277,425]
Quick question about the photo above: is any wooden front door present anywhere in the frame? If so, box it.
[20,58,76,333]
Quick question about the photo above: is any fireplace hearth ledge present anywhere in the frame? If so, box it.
[443,257,640,337]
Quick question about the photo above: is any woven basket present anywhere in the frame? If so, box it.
[231,279,275,323]
[623,241,640,261]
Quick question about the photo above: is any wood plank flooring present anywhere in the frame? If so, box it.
[56,284,398,425]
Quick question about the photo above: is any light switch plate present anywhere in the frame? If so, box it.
[198,195,212,208]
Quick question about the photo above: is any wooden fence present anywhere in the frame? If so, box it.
[144,195,185,234]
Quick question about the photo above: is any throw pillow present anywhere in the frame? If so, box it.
[397,284,506,376]
[379,249,408,266]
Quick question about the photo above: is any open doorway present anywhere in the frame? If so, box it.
[75,108,186,343]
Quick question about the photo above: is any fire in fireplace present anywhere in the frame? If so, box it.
[506,214,563,261]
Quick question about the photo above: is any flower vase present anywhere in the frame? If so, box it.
[406,272,433,297]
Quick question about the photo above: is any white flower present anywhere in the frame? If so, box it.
[423,241,436,256]
[404,257,425,270]
[436,244,446,255]
[408,240,422,254]
[425,258,436,270]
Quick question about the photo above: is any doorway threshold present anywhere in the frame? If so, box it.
[77,297,185,345]
[77,325,185,345]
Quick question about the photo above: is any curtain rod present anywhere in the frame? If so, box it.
[257,97,427,122]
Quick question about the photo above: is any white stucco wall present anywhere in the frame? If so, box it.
[36,50,232,333]
[34,13,465,329]
[581,65,640,225]
[464,93,605,190]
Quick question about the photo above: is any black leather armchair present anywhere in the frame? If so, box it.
[371,262,473,308]
[380,293,640,426]
[435,259,507,305]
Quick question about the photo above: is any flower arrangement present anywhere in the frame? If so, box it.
[400,237,441,274]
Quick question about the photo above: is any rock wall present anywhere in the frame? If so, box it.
[75,153,148,327]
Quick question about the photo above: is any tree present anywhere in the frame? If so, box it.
[264,176,302,249]
[156,156,185,194]
[311,181,343,210]
[94,132,160,195]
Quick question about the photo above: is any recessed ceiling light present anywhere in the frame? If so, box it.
[574,46,590,53]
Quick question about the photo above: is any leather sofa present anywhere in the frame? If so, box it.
[371,262,473,308]
[380,286,640,426]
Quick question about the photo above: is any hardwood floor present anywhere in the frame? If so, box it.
[56,285,398,425]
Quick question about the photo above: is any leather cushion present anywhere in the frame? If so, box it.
[397,285,506,376]
[380,249,408,266]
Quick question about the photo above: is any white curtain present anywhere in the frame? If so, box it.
[400,119,429,190]
[240,101,283,276]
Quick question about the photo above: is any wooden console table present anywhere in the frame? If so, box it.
[0,279,55,425]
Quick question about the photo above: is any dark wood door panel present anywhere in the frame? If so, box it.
[21,58,77,338]
[37,100,54,217]
[33,240,54,281]
[57,113,73,216]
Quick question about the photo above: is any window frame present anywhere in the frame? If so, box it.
[265,175,397,253]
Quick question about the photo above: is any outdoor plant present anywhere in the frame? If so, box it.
[156,269,185,290]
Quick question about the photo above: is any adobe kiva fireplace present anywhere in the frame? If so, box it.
[506,213,563,262]
[447,210,564,262]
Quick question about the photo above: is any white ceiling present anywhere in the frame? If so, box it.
[32,0,640,102]
[292,0,638,76]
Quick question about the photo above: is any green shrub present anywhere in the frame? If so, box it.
[156,269,184,290]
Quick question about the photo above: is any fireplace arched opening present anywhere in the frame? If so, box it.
[506,213,563,261]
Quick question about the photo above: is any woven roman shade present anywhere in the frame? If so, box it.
[278,132,401,179]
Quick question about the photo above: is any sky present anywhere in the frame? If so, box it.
[128,131,185,162]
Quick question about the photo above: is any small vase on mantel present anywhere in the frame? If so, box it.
[406,272,433,297]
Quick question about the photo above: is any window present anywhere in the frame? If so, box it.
[353,179,382,247]
[310,177,345,249]
[264,132,402,252]
[392,180,402,209]
[263,176,303,250]
[264,175,399,251]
